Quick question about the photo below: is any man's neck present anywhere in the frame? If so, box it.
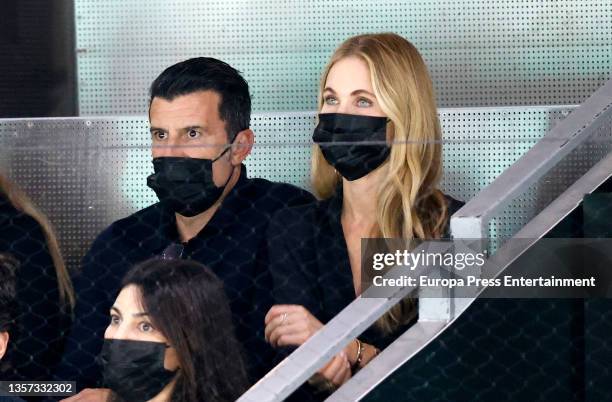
[174,165,241,243]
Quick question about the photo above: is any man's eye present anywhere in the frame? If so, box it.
[139,322,154,333]
[357,98,372,107]
[152,131,167,140]
[187,129,201,139]
[324,96,338,105]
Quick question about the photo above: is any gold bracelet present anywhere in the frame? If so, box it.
[354,339,364,367]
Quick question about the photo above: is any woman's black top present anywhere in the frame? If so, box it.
[0,194,70,382]
[267,188,464,400]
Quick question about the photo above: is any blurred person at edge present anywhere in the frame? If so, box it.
[0,175,74,383]
[55,57,314,401]
[0,254,25,402]
[62,259,249,402]
[264,33,464,400]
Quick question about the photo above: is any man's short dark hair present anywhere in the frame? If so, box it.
[0,253,18,333]
[149,57,251,141]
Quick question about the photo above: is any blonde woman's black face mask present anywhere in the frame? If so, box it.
[313,113,390,181]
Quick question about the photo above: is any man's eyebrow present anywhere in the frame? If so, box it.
[149,125,209,133]
[149,126,166,133]
[179,125,208,132]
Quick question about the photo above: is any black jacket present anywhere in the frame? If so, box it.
[55,164,314,390]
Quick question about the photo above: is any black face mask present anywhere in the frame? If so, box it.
[146,146,232,217]
[312,113,391,181]
[98,339,177,402]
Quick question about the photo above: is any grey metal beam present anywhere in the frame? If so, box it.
[324,321,447,402]
[237,296,407,402]
[236,241,455,402]
[441,79,612,320]
[451,79,612,228]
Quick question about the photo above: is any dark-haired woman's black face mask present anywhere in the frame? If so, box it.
[146,146,232,217]
[98,339,178,401]
[312,113,391,181]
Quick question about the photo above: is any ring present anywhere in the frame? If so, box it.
[280,312,288,325]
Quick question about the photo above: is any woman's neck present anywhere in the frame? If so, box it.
[341,168,384,225]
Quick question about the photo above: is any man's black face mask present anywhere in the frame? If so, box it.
[146,145,232,217]
[312,113,390,181]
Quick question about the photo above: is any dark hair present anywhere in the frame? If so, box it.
[0,253,18,333]
[149,57,251,140]
[120,259,250,402]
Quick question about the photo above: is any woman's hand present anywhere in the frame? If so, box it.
[60,388,111,402]
[265,304,323,347]
[317,351,352,387]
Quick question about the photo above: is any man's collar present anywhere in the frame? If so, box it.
[134,163,250,256]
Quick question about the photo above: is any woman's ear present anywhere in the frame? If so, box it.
[0,331,9,360]
[163,343,181,372]
[230,129,254,165]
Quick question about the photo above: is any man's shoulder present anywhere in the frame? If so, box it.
[269,196,327,228]
[92,203,164,244]
[242,178,315,209]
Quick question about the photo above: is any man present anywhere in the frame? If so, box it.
[0,254,25,402]
[56,57,314,399]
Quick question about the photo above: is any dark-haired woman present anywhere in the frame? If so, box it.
[65,258,250,402]
[0,174,74,381]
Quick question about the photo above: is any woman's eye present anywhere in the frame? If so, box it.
[324,96,338,105]
[139,322,154,333]
[357,98,372,107]
[110,314,120,326]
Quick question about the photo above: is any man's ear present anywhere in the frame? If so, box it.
[230,128,254,165]
[0,331,9,360]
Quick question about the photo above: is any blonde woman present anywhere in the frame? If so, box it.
[0,174,74,381]
[264,33,463,399]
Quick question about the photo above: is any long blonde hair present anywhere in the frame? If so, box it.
[0,174,75,310]
[312,33,448,333]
